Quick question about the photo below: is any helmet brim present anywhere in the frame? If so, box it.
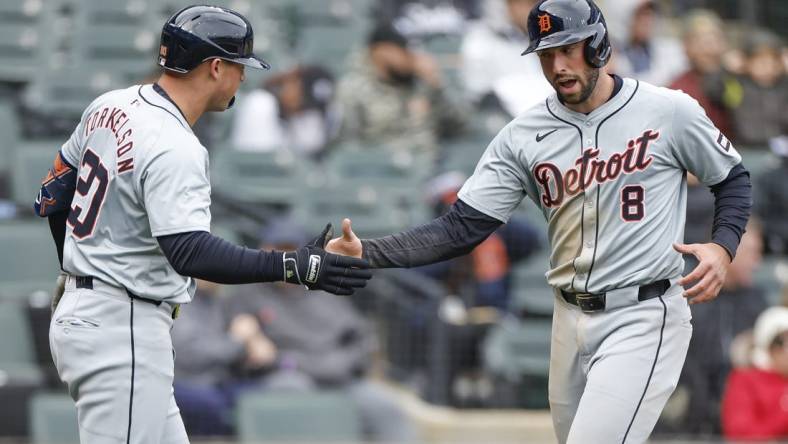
[233,54,271,70]
[521,28,597,56]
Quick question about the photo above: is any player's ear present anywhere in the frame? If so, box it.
[208,58,222,81]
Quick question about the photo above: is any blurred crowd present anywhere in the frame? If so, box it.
[0,0,787,442]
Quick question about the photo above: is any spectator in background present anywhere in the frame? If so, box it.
[172,280,276,436]
[669,10,732,137]
[335,23,468,156]
[230,65,338,157]
[460,0,553,116]
[708,31,787,147]
[676,221,769,435]
[722,306,788,440]
[756,136,788,255]
[229,217,417,443]
[605,0,687,86]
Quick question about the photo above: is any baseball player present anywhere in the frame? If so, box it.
[326,0,752,442]
[33,6,371,443]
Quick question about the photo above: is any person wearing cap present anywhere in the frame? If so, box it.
[721,306,788,440]
[335,23,468,156]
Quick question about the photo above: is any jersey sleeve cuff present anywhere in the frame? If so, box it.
[711,228,740,261]
[151,225,211,237]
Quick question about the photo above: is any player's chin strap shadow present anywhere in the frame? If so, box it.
[227,96,235,109]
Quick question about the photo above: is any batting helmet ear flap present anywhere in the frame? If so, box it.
[583,22,611,68]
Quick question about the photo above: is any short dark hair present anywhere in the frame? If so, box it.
[367,23,409,49]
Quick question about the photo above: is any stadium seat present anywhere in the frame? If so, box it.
[293,184,412,238]
[23,68,122,120]
[10,141,58,207]
[510,261,554,318]
[739,148,775,178]
[0,0,46,24]
[236,390,362,443]
[438,139,488,176]
[73,0,149,24]
[0,220,61,301]
[211,149,318,206]
[0,24,49,82]
[0,301,44,384]
[0,100,20,176]
[74,26,158,82]
[297,24,367,72]
[29,393,79,444]
[422,33,464,55]
[325,146,432,188]
[271,0,373,20]
[482,317,552,407]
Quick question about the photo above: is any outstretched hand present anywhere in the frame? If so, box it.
[326,218,363,259]
[283,223,371,296]
[673,242,731,305]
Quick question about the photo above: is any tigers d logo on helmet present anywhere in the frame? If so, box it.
[538,13,552,33]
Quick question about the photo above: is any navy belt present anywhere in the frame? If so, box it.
[561,279,671,313]
[75,276,180,319]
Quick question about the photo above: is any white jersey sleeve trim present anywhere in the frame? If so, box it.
[151,225,211,237]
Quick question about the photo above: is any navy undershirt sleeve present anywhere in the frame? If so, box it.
[48,211,68,268]
[157,231,284,284]
[361,199,503,268]
[709,163,752,260]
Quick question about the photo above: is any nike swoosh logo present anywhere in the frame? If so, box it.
[536,129,558,142]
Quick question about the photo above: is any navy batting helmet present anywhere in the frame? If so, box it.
[158,5,270,74]
[521,0,611,68]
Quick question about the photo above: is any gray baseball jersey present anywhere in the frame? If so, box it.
[459,77,740,443]
[458,77,741,293]
[60,84,211,303]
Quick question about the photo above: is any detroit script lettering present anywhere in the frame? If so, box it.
[533,130,659,208]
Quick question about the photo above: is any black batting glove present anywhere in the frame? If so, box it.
[283,224,372,296]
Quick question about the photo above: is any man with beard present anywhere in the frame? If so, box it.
[324,0,752,442]
[335,24,468,156]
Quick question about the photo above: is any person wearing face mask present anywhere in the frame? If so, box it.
[721,306,788,440]
[335,23,469,156]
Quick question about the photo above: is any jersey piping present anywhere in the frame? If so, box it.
[137,86,189,130]
[545,100,585,291]
[622,295,667,442]
[585,80,640,292]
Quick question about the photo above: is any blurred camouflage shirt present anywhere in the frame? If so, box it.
[335,52,468,156]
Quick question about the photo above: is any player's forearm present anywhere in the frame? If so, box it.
[157,231,284,284]
[361,199,502,268]
[709,163,752,260]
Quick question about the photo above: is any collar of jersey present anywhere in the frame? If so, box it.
[137,84,193,133]
[547,77,638,125]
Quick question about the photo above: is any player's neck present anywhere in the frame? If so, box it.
[563,71,615,114]
[156,75,208,127]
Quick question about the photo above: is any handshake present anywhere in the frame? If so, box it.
[283,219,370,296]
